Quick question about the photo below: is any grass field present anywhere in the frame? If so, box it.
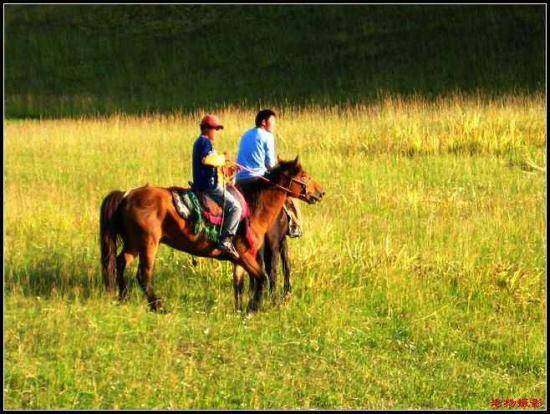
[3,94,547,409]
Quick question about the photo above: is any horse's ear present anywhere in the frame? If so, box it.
[277,155,282,164]
[294,155,300,166]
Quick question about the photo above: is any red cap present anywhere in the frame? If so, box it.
[200,114,224,130]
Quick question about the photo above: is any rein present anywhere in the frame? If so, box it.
[228,161,309,201]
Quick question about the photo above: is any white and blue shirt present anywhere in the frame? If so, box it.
[236,127,277,181]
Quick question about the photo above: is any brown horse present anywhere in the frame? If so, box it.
[99,157,324,313]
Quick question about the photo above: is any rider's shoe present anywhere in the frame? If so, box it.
[218,236,239,259]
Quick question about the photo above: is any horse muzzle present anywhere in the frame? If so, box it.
[306,190,325,204]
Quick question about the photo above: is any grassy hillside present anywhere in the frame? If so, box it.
[4,5,545,117]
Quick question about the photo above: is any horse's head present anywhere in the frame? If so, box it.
[271,156,325,204]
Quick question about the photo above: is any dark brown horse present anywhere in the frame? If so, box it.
[234,197,293,308]
[99,157,324,313]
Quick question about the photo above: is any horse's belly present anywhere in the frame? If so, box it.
[160,235,222,259]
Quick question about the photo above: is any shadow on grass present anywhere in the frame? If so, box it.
[4,257,235,314]
[4,261,104,300]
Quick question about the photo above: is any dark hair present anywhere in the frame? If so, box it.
[255,109,276,128]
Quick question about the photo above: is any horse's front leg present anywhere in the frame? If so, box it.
[232,264,246,312]
[263,237,278,299]
[247,272,266,313]
[280,237,292,298]
[238,252,268,313]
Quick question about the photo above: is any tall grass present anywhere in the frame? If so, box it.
[3,94,546,409]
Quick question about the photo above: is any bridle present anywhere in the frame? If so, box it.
[278,172,311,201]
[229,161,311,202]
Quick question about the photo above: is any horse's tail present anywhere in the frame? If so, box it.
[99,190,126,293]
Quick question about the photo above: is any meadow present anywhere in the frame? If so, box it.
[3,94,546,409]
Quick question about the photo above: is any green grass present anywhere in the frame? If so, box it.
[4,5,545,117]
[3,94,546,409]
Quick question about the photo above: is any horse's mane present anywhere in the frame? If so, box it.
[238,159,301,207]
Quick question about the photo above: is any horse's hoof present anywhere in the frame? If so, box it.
[149,299,167,313]
[246,302,259,313]
[270,294,280,306]
[150,306,169,314]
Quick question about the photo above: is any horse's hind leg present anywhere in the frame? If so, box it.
[116,249,136,301]
[136,239,164,312]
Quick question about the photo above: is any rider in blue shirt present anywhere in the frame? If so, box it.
[236,122,277,182]
[235,109,302,238]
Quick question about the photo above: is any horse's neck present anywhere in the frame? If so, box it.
[249,188,287,237]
